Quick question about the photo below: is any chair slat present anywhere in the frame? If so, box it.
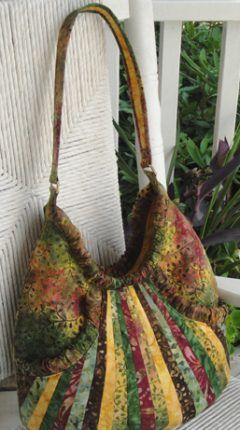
[105,25,120,148]
[104,0,130,20]
[213,21,240,152]
[125,0,166,188]
[158,21,182,177]
[153,0,240,22]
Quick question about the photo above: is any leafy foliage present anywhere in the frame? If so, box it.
[226,308,240,355]
[116,21,240,352]
[170,130,240,280]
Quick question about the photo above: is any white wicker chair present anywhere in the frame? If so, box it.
[0,0,240,428]
[0,0,128,427]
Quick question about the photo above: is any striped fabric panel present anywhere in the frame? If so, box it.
[125,288,169,429]
[97,291,116,429]
[180,377,240,430]
[119,289,156,429]
[136,284,207,416]
[110,291,128,429]
[20,377,48,426]
[127,286,183,429]
[52,359,85,429]
[35,367,73,430]
[20,281,233,430]
[114,290,141,430]
[67,338,98,428]
[81,292,108,430]
[145,282,229,398]
[143,283,217,402]
[184,319,230,389]
[27,373,62,430]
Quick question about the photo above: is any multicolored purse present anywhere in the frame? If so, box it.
[15,4,230,430]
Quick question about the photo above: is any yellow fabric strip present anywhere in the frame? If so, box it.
[98,290,116,430]
[27,373,61,430]
[81,5,148,155]
[126,289,168,419]
[186,320,230,384]
[128,286,183,430]
[110,291,128,427]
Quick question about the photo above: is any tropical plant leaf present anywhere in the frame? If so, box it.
[113,119,136,157]
[198,151,240,203]
[203,228,240,247]
[210,137,230,170]
[186,138,206,168]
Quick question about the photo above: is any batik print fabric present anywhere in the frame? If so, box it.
[17,282,230,430]
[14,176,230,429]
[112,171,228,327]
[15,4,230,430]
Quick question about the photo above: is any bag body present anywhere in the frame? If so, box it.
[14,4,230,430]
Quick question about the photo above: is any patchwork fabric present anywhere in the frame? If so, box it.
[110,176,228,326]
[16,284,230,430]
[15,4,230,430]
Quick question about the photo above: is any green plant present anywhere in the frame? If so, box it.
[225,308,240,354]
[179,22,222,144]
[169,129,240,275]
[116,21,240,353]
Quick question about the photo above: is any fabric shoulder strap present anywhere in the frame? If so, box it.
[49,3,152,204]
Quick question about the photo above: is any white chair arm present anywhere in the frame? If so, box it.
[216,276,240,307]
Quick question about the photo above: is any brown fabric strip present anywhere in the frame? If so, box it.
[49,4,151,193]
[135,285,196,424]
[213,325,230,366]
[81,290,107,430]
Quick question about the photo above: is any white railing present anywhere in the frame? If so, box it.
[124,0,240,306]
[153,0,240,304]
[154,0,240,171]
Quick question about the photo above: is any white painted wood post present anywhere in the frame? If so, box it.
[216,276,240,307]
[213,21,240,152]
[125,0,166,188]
[104,0,129,19]
[158,21,182,177]
[153,0,240,22]
[105,25,120,148]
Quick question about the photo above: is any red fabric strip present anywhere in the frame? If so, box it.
[52,357,85,430]
[120,290,156,430]
[144,284,215,406]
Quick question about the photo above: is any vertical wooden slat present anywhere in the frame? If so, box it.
[158,21,182,177]
[105,24,120,148]
[125,0,166,188]
[104,0,129,20]
[213,21,240,153]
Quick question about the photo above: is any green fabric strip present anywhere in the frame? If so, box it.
[66,338,98,430]
[114,290,141,430]
[80,292,107,430]
[20,377,48,426]
[139,284,207,414]
[186,320,228,390]
[125,289,169,429]
[147,281,223,398]
[110,291,128,430]
[39,367,73,430]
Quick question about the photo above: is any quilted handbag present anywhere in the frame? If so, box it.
[15,4,230,430]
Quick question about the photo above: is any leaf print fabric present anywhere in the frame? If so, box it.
[15,4,230,430]
[16,284,230,430]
